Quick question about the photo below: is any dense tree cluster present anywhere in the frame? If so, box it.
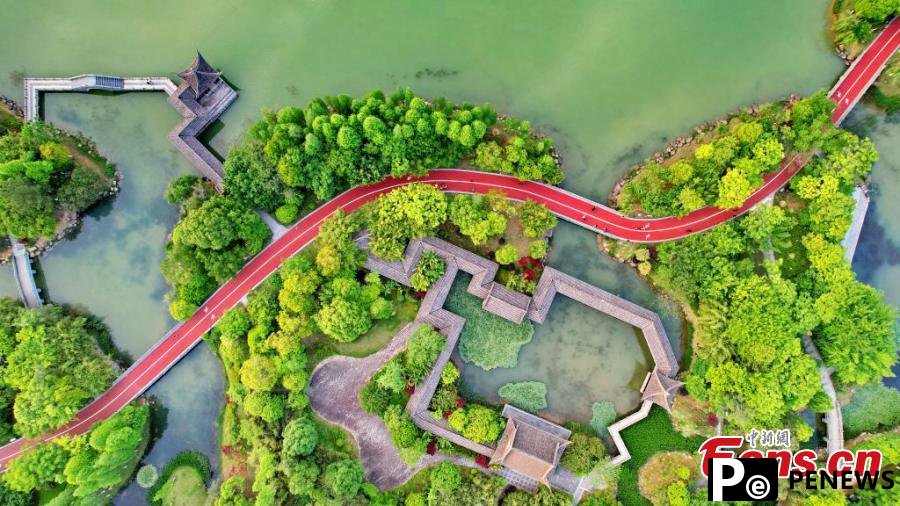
[621,92,896,436]
[617,95,843,217]
[208,213,408,505]
[162,177,270,319]
[3,403,149,502]
[832,0,898,46]
[366,183,447,260]
[360,325,445,464]
[0,120,114,240]
[222,88,562,216]
[0,299,118,439]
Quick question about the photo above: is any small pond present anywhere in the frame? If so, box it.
[452,227,681,424]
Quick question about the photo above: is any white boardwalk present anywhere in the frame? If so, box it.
[9,238,42,309]
[23,75,177,120]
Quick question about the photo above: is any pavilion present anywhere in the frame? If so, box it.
[489,405,572,488]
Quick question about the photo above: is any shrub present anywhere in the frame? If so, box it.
[410,251,446,291]
[448,408,467,433]
[560,432,606,476]
[274,204,299,224]
[430,385,459,414]
[404,325,446,383]
[497,381,548,413]
[383,404,420,449]
[136,464,159,488]
[376,359,408,393]
[494,244,518,265]
[637,452,698,506]
[590,401,617,436]
[359,382,392,415]
[429,462,462,493]
[842,383,900,438]
[528,239,548,259]
[440,362,460,386]
[518,200,557,237]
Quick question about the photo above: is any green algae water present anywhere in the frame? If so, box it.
[0,0,861,498]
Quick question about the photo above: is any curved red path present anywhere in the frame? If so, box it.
[0,20,896,469]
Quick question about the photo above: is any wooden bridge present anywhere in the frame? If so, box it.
[23,75,177,121]
[9,238,42,309]
[22,52,235,189]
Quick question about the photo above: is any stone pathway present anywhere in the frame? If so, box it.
[308,322,474,488]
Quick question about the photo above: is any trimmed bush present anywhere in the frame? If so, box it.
[275,204,299,224]
[136,464,159,488]
[498,381,548,413]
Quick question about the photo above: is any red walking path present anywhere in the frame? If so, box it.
[0,19,896,469]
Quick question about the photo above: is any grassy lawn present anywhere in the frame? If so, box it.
[152,466,208,506]
[617,406,705,506]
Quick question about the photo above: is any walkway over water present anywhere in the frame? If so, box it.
[829,17,900,124]
[0,21,895,472]
[9,238,41,309]
[22,53,235,189]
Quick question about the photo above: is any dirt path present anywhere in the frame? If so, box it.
[308,322,467,488]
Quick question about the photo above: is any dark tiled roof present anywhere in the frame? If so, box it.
[178,52,221,97]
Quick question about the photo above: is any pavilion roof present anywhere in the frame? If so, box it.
[640,368,682,411]
[490,406,571,486]
[178,52,221,97]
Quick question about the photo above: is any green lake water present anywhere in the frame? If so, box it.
[0,0,891,498]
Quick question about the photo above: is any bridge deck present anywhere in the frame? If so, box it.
[10,239,41,309]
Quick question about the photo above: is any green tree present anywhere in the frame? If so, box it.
[2,442,68,493]
[410,251,445,292]
[239,354,279,391]
[429,462,461,494]
[367,184,447,260]
[282,418,319,457]
[560,432,606,475]
[494,244,518,265]
[460,405,503,444]
[322,459,364,500]
[518,200,557,237]
[165,174,200,205]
